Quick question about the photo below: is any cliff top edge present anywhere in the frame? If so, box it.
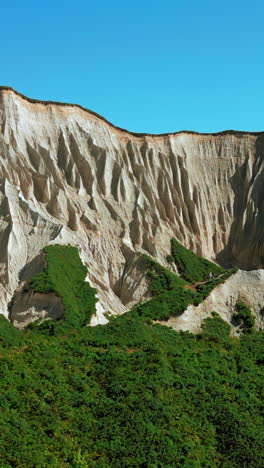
[1,86,263,139]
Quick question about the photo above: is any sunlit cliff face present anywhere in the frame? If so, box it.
[0,87,264,321]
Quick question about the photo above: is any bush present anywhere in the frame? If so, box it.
[232,302,255,333]
[166,255,174,263]
[196,269,238,299]
[1,251,264,468]
[142,254,187,295]
[200,313,231,341]
[0,306,263,467]
[170,238,225,283]
[133,287,200,320]
[140,248,237,322]
[0,316,23,348]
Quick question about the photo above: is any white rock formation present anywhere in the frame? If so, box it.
[0,86,264,327]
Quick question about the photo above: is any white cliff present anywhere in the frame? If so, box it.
[0,86,264,328]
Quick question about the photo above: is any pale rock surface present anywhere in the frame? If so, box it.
[0,87,264,328]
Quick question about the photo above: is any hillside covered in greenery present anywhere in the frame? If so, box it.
[169,239,225,282]
[0,312,263,467]
[134,241,237,321]
[0,244,263,467]
[28,245,97,333]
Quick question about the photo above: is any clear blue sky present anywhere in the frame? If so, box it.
[1,1,264,133]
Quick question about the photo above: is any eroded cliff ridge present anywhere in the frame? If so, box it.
[0,86,264,325]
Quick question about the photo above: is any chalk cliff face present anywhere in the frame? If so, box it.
[0,87,264,325]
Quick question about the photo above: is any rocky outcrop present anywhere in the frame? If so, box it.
[9,287,64,330]
[0,87,264,325]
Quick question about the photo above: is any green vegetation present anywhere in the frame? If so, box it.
[232,302,255,333]
[0,315,23,349]
[139,247,236,321]
[133,287,200,320]
[0,311,263,467]
[170,238,225,282]
[28,245,97,332]
[196,269,237,297]
[199,312,232,342]
[0,243,262,467]
[138,254,199,320]
[143,254,188,295]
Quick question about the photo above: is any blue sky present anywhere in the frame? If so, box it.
[1,1,264,133]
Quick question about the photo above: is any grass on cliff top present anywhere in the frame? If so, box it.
[28,245,97,331]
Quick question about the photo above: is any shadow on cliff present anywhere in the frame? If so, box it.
[216,135,264,270]
[18,252,46,282]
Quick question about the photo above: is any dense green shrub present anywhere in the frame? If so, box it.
[196,269,238,299]
[140,253,205,319]
[166,254,174,263]
[141,249,236,321]
[133,287,200,320]
[0,243,261,467]
[200,312,231,342]
[29,245,97,331]
[170,238,225,282]
[0,311,263,467]
[0,316,23,349]
[232,302,255,333]
[143,254,187,295]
